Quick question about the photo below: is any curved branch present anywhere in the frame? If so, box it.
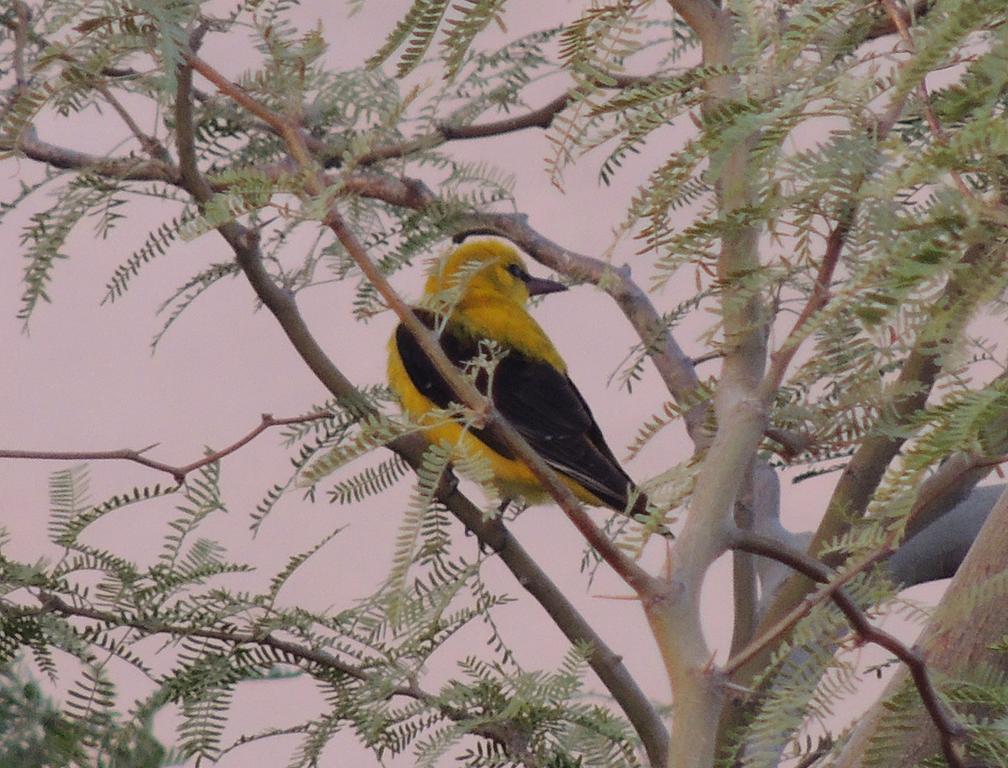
[664,0,722,48]
[0,412,330,485]
[730,531,968,768]
[347,92,574,166]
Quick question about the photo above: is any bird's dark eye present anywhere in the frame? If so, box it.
[505,263,529,282]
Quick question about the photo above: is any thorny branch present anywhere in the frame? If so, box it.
[731,531,968,768]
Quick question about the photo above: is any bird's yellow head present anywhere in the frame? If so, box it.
[423,240,566,308]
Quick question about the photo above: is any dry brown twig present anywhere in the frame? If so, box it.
[0,411,332,485]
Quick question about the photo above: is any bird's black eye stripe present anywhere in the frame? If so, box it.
[505,263,530,282]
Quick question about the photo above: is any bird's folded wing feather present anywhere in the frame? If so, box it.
[395,311,634,511]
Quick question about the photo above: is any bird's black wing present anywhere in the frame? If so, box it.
[395,311,514,458]
[394,311,636,511]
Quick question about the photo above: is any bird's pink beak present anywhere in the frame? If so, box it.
[526,276,567,296]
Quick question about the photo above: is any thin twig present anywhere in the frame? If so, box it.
[0,5,136,73]
[217,224,670,767]
[879,0,973,200]
[93,81,171,163]
[730,530,968,768]
[0,412,331,485]
[350,92,574,166]
[761,207,853,398]
[11,593,536,760]
[723,540,890,677]
[351,73,655,166]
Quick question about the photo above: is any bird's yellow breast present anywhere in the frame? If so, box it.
[453,293,567,372]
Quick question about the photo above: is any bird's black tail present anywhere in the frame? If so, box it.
[625,486,673,539]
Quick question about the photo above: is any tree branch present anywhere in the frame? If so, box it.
[7,592,542,763]
[9,1,28,85]
[664,0,722,48]
[185,49,660,595]
[755,242,991,642]
[723,534,889,678]
[760,206,853,398]
[347,92,574,166]
[163,52,672,764]
[834,483,1008,767]
[0,411,330,485]
[1,129,179,182]
[347,72,662,167]
[730,531,968,768]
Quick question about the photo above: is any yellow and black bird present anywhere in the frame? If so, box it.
[387,239,647,517]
